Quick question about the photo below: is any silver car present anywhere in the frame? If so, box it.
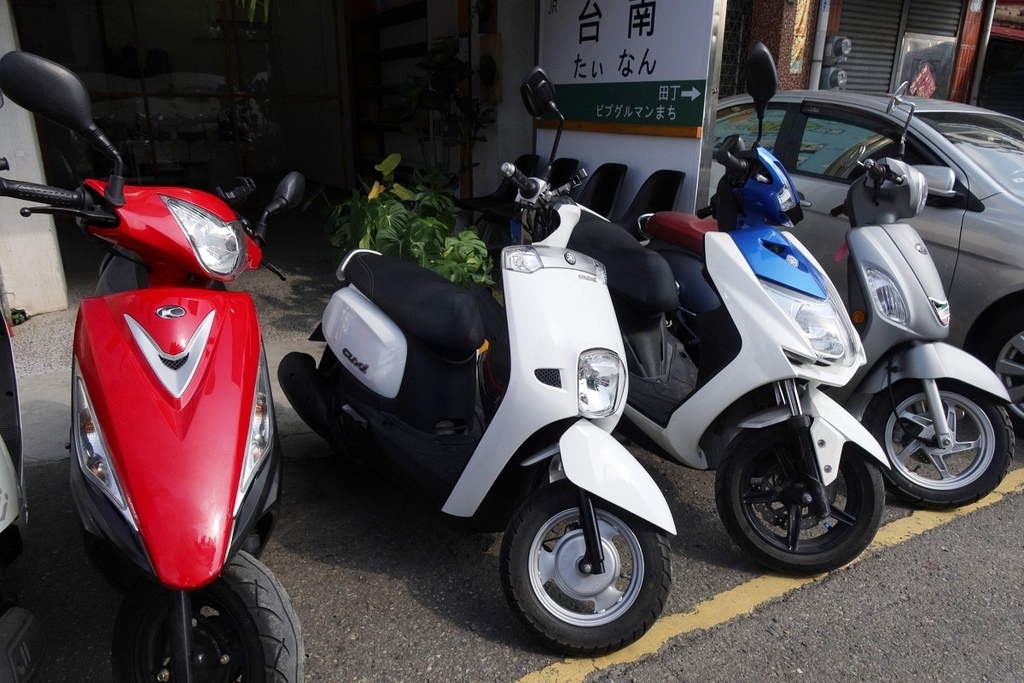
[713,90,1024,431]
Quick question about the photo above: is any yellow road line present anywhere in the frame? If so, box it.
[518,467,1024,683]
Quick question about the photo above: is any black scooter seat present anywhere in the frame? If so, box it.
[567,214,678,315]
[343,252,485,356]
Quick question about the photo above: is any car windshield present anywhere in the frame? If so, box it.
[917,112,1024,198]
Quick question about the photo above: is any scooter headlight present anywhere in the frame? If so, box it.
[776,184,797,212]
[162,195,247,279]
[504,246,544,273]
[578,349,623,418]
[235,354,275,517]
[866,268,909,325]
[763,280,860,367]
[72,371,135,530]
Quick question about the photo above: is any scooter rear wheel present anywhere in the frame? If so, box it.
[866,380,1014,509]
[500,480,671,656]
[715,426,885,575]
[111,551,303,683]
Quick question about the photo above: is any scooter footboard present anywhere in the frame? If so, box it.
[803,387,889,485]
[559,420,676,535]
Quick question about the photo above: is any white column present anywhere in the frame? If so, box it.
[0,2,69,317]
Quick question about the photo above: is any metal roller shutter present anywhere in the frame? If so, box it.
[839,0,964,94]
[907,0,963,37]
[838,0,904,93]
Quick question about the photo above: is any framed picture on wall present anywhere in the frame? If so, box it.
[895,32,957,99]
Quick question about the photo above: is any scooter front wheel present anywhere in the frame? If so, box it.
[715,426,885,575]
[866,380,1014,509]
[111,551,303,683]
[500,480,671,656]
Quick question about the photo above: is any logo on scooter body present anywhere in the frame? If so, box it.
[156,305,187,319]
[342,347,369,374]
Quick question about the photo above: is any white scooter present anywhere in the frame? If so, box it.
[0,159,44,681]
[826,84,1014,509]
[564,44,891,576]
[277,68,675,657]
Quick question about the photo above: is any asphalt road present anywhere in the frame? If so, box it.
[13,425,1024,682]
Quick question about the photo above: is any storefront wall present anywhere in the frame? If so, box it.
[743,0,984,102]
[10,0,347,192]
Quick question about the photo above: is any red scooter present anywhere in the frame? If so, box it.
[0,51,303,682]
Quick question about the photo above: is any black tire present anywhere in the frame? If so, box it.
[715,426,885,575]
[865,380,1014,509]
[499,480,671,656]
[111,551,303,683]
[971,308,1024,434]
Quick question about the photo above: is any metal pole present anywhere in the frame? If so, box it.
[969,0,998,105]
[808,0,832,90]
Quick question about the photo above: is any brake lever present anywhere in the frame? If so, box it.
[19,205,119,227]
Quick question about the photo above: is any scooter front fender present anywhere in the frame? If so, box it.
[559,420,676,535]
[803,387,889,485]
[856,341,1010,402]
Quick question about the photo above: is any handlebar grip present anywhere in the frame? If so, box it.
[695,205,714,219]
[0,178,85,208]
[716,137,748,176]
[500,162,539,196]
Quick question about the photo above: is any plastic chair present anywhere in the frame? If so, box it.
[573,162,628,218]
[545,157,580,188]
[456,153,540,215]
[613,169,685,236]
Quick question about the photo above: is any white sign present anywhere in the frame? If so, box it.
[535,0,719,213]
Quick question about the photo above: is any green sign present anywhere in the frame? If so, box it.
[553,80,706,128]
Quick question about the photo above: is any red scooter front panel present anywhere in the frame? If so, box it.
[74,288,262,589]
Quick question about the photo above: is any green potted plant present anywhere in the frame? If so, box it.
[325,153,493,288]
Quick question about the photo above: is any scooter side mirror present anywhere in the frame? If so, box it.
[916,165,957,198]
[886,81,910,114]
[273,171,306,210]
[886,81,915,160]
[746,42,778,120]
[0,51,125,205]
[0,51,96,136]
[521,67,559,119]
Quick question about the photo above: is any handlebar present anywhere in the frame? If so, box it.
[501,162,539,197]
[716,135,749,177]
[0,177,87,208]
[861,158,904,185]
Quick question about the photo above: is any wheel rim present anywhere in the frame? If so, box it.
[994,331,1024,423]
[527,508,644,627]
[882,389,996,491]
[131,589,252,683]
[739,446,868,554]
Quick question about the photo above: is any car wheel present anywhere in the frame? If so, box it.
[972,308,1024,433]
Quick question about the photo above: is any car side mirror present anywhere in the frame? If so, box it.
[916,165,956,198]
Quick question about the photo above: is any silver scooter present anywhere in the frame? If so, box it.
[830,84,1014,508]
